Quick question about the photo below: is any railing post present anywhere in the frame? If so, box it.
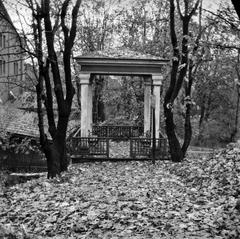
[130,138,133,158]
[106,138,109,158]
[152,107,156,164]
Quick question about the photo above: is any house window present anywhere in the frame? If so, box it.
[3,35,6,48]
[0,33,6,48]
[0,60,6,75]
[14,62,18,75]
[3,60,5,74]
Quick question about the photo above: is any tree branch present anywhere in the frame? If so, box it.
[43,58,57,138]
[43,0,65,112]
[164,0,180,105]
[176,0,183,20]
[189,0,201,18]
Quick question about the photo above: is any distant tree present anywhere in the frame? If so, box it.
[195,2,240,145]
[101,76,144,124]
[74,0,120,53]
[119,0,170,57]
[194,50,237,144]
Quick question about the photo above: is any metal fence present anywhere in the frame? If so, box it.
[92,125,144,139]
[69,136,169,160]
[130,137,170,160]
[69,136,109,158]
[0,149,47,171]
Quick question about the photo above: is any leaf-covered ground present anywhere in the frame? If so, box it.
[0,144,240,239]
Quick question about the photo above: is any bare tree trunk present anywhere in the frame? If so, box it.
[182,102,192,156]
[231,53,240,142]
[164,106,183,161]
[182,0,203,155]
[164,0,182,162]
[44,142,60,178]
[199,101,205,128]
[231,89,240,142]
[182,64,193,156]
[164,0,200,161]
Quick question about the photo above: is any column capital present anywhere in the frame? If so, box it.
[152,74,163,86]
[79,73,91,84]
[143,75,152,86]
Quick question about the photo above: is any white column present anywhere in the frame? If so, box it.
[153,75,163,139]
[144,77,151,136]
[80,73,92,137]
[88,83,93,131]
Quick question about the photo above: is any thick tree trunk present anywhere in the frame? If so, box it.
[164,106,184,162]
[182,60,194,156]
[44,141,61,178]
[230,89,240,142]
[29,0,81,178]
[199,102,205,127]
[59,138,68,172]
[57,113,71,172]
[44,133,69,178]
[165,0,200,162]
[43,110,70,178]
[164,0,183,162]
[231,51,240,142]
[182,104,192,156]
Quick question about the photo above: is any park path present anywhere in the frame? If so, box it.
[1,145,239,238]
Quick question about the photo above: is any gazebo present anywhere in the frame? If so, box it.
[74,49,169,138]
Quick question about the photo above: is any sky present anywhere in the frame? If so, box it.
[203,0,231,10]
[203,0,220,10]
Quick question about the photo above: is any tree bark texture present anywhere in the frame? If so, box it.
[164,0,183,162]
[164,106,183,162]
[30,0,82,177]
[164,0,200,162]
[231,52,240,142]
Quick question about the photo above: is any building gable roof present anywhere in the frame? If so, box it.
[0,0,14,26]
[0,0,21,40]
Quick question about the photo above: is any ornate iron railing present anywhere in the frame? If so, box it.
[68,129,169,161]
[0,149,47,171]
[69,137,109,158]
[92,125,144,139]
[130,137,170,160]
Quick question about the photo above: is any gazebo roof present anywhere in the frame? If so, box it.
[74,48,169,75]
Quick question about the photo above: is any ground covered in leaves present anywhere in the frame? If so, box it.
[1,144,240,238]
